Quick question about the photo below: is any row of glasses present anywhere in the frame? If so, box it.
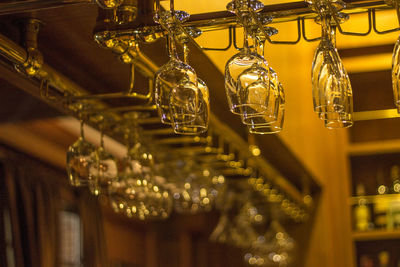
[66,106,172,221]
[154,4,210,135]
[310,0,353,128]
[225,0,285,134]
[67,106,118,196]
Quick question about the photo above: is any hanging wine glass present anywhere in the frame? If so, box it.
[66,102,96,187]
[237,19,279,125]
[154,10,197,124]
[311,9,353,128]
[88,113,119,196]
[225,0,268,115]
[171,32,210,135]
[240,25,281,125]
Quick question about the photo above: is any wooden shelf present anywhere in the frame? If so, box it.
[353,229,400,241]
[348,139,400,156]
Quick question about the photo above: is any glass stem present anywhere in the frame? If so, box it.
[242,16,250,52]
[167,34,179,60]
[183,42,189,64]
[259,39,265,57]
[330,26,337,47]
[321,14,336,46]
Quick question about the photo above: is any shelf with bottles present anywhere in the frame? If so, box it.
[350,161,400,234]
[350,152,400,196]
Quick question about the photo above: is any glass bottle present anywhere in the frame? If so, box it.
[374,168,389,229]
[354,184,371,231]
[390,165,400,194]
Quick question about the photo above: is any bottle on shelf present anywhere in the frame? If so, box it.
[390,165,400,194]
[374,168,389,229]
[389,165,400,229]
[377,251,389,267]
[354,184,372,231]
[377,168,389,195]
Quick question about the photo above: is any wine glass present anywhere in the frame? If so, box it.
[154,10,197,124]
[225,0,268,115]
[236,20,279,122]
[88,114,119,196]
[171,38,210,135]
[66,103,96,187]
[311,12,353,128]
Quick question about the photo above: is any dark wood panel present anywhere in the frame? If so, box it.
[350,119,400,143]
[350,70,394,112]
[340,44,394,58]
[0,78,61,123]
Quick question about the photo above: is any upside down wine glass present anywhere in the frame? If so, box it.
[240,27,285,134]
[225,0,268,115]
[154,10,197,125]
[170,35,210,135]
[311,11,353,128]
